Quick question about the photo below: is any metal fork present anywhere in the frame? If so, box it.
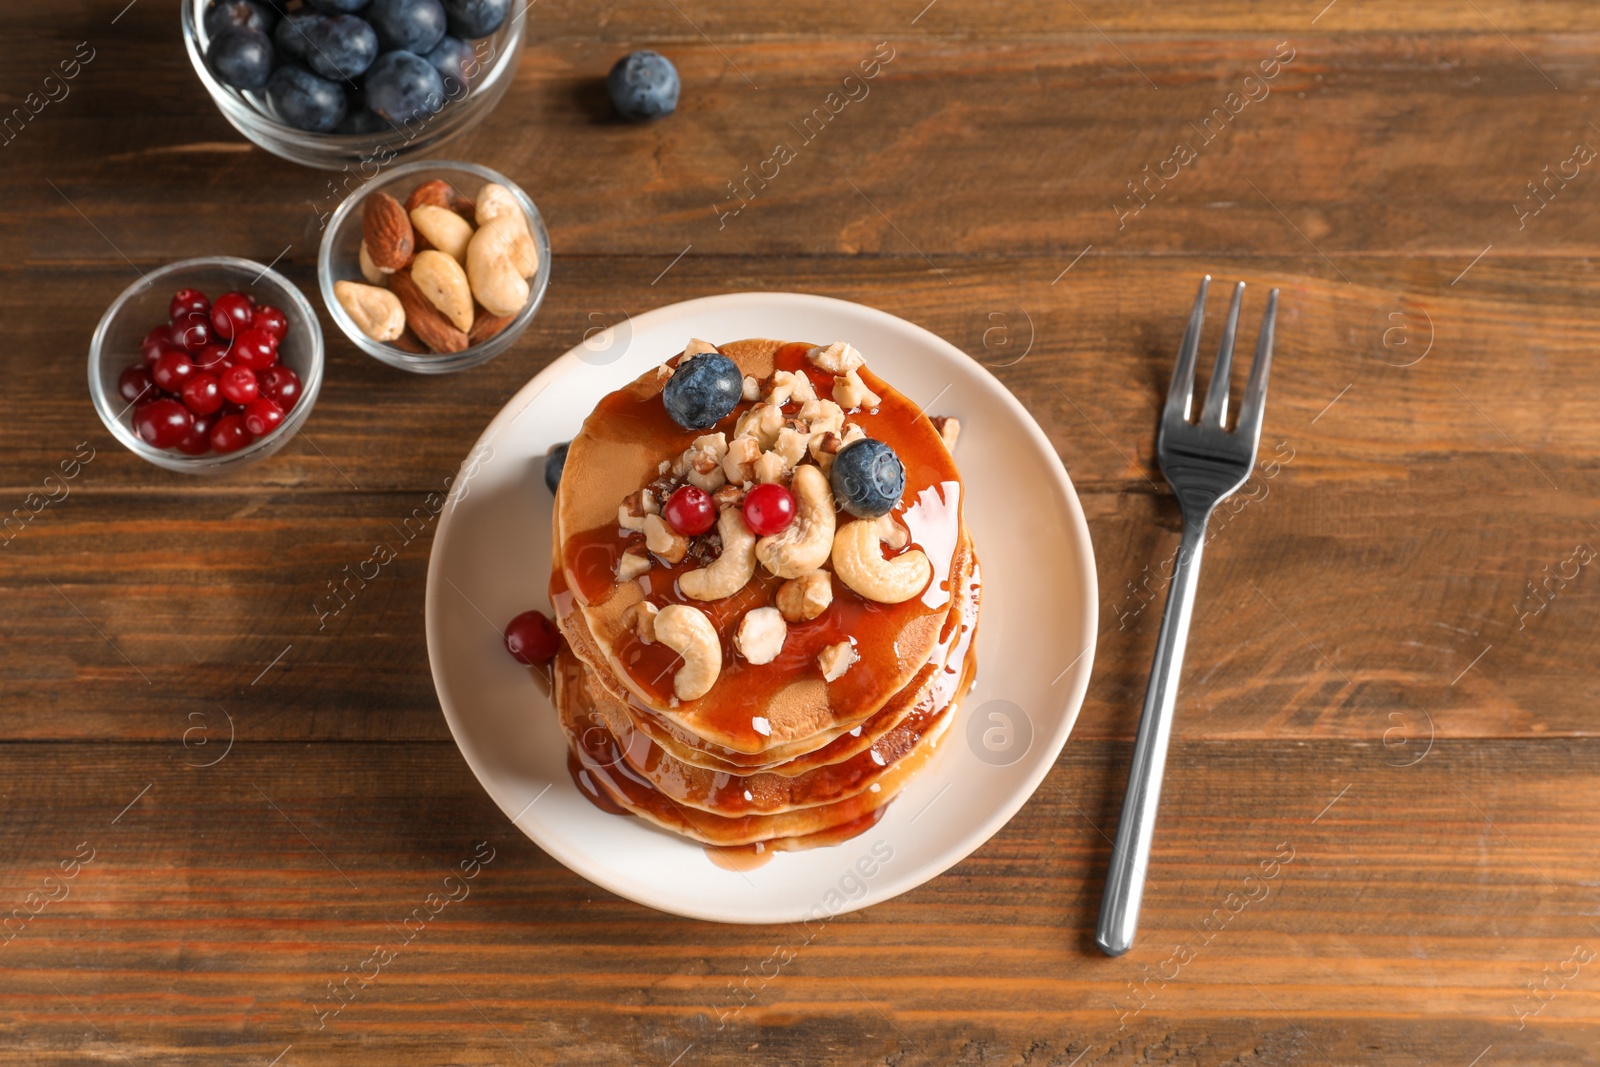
[1095,276,1279,958]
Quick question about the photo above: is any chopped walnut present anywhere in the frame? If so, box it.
[682,432,729,492]
[742,375,762,402]
[777,570,834,622]
[617,546,652,581]
[773,426,810,468]
[618,489,659,531]
[931,415,961,452]
[712,484,746,510]
[841,423,866,446]
[683,337,718,358]
[643,514,688,564]
[722,435,762,484]
[799,399,844,436]
[753,450,787,485]
[770,369,817,407]
[623,601,659,643]
[808,341,865,374]
[735,607,787,665]
[734,402,784,449]
[685,526,724,566]
[818,639,859,682]
[808,430,843,474]
[833,368,881,411]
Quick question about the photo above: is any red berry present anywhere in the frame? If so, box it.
[171,312,212,354]
[118,364,156,404]
[254,305,289,341]
[503,610,560,665]
[219,365,259,406]
[152,349,196,392]
[181,373,224,416]
[134,398,194,449]
[663,485,716,536]
[169,288,210,321]
[210,291,254,340]
[140,326,172,366]
[175,413,215,456]
[242,397,284,437]
[193,343,230,372]
[743,482,797,536]
[209,414,254,454]
[257,365,302,410]
[231,326,277,370]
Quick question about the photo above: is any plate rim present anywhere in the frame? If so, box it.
[425,290,1098,924]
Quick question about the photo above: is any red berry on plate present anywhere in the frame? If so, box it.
[152,349,196,392]
[210,291,254,340]
[118,364,156,404]
[141,325,172,366]
[663,484,716,536]
[193,343,230,372]
[503,610,560,665]
[219,365,259,406]
[181,372,224,416]
[209,414,254,454]
[254,304,288,341]
[134,398,194,449]
[743,482,796,536]
[169,288,210,322]
[175,413,215,456]
[231,326,277,369]
[242,397,284,436]
[257,365,301,410]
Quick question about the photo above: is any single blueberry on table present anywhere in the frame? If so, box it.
[203,0,278,38]
[830,438,906,519]
[662,352,741,431]
[366,0,448,54]
[273,11,325,63]
[424,36,476,96]
[208,28,276,91]
[607,50,679,121]
[265,65,348,132]
[304,14,379,80]
[364,50,446,124]
[544,442,570,495]
[442,0,508,38]
[306,0,371,11]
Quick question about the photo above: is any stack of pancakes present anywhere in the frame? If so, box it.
[549,338,980,853]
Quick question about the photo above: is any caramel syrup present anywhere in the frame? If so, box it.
[558,342,965,751]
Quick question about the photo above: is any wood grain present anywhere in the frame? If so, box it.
[4,0,1600,1062]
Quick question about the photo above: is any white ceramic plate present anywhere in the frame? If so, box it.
[425,292,1097,924]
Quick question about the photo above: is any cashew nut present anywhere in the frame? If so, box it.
[831,514,932,604]
[333,280,405,342]
[622,601,659,643]
[734,606,787,665]
[474,183,539,276]
[755,464,836,579]
[679,507,757,601]
[358,241,389,283]
[411,250,475,333]
[653,604,721,701]
[776,570,833,623]
[466,217,532,317]
[410,204,475,263]
[643,514,688,564]
[818,639,859,682]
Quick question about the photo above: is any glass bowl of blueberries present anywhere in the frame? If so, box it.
[182,0,526,171]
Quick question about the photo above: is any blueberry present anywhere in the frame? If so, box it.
[306,0,371,11]
[204,0,277,38]
[662,352,741,431]
[830,438,905,519]
[366,0,448,54]
[544,442,569,495]
[607,50,679,121]
[273,11,324,63]
[424,36,477,96]
[334,91,394,133]
[303,14,379,79]
[265,65,348,132]
[208,28,276,91]
[442,0,508,38]
[363,50,446,124]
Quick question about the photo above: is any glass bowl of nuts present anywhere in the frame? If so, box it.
[88,256,325,474]
[317,159,550,374]
[181,0,527,171]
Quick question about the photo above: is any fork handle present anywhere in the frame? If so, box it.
[1096,511,1209,957]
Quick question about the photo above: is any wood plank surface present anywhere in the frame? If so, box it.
[3,0,1600,1062]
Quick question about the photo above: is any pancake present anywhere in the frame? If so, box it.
[552,338,966,755]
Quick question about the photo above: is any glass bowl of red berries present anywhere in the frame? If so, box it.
[88,257,324,474]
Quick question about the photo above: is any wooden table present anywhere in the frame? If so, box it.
[6,1,1599,1062]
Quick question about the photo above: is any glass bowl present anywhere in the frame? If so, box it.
[180,0,527,171]
[318,159,551,374]
[88,257,325,474]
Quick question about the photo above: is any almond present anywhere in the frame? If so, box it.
[389,270,468,354]
[405,179,455,213]
[362,191,413,271]
[391,327,428,354]
[468,305,515,345]
[410,250,475,333]
[409,204,474,263]
[333,280,405,342]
